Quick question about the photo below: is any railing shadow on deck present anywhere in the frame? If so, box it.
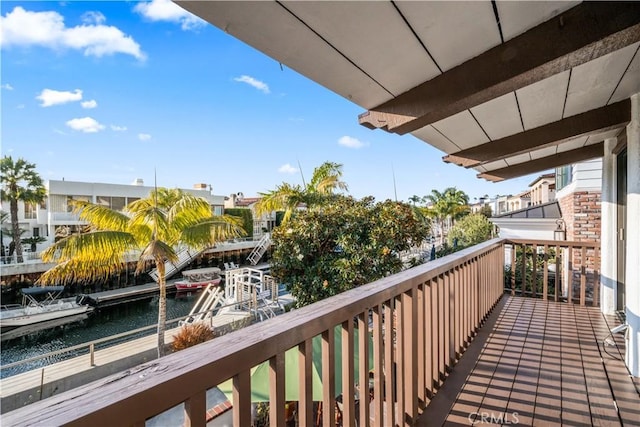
[2,237,599,427]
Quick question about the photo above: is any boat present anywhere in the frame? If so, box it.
[174,267,222,291]
[0,286,95,341]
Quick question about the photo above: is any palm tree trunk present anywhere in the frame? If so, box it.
[10,199,23,263]
[156,259,167,358]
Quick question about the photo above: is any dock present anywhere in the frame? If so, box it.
[85,281,178,307]
[0,310,251,413]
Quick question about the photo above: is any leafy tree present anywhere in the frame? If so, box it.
[446,213,493,247]
[38,188,245,357]
[0,156,46,263]
[270,196,430,307]
[255,161,347,224]
[479,204,493,218]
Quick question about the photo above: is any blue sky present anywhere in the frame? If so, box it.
[1,1,542,203]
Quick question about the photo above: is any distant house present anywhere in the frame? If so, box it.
[224,193,276,238]
[0,179,225,255]
[529,173,556,206]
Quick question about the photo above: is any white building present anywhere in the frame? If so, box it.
[2,179,225,254]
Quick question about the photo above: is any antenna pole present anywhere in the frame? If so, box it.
[392,164,398,202]
[297,159,307,188]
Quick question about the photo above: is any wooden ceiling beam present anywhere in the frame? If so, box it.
[478,143,604,182]
[359,3,640,135]
[443,100,630,167]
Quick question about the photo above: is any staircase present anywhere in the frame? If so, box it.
[179,284,226,326]
[148,247,204,283]
[246,233,271,265]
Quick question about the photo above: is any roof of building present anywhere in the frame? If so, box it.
[493,200,561,219]
[234,197,261,207]
[528,173,556,188]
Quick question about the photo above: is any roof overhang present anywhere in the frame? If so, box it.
[176,1,640,182]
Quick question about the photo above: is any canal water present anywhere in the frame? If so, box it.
[0,291,198,379]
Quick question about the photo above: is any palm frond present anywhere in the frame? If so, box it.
[71,201,130,231]
[37,258,128,285]
[180,215,246,248]
[136,239,177,274]
[41,231,137,264]
[255,183,304,217]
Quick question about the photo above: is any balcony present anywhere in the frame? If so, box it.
[2,239,638,426]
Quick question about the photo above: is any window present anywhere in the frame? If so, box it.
[555,165,573,191]
[33,227,40,237]
[24,203,37,219]
[97,196,126,211]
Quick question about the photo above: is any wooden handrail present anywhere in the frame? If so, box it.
[2,238,507,427]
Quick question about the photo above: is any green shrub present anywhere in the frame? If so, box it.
[224,208,253,237]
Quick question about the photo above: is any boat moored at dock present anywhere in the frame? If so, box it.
[0,287,94,341]
[174,267,222,291]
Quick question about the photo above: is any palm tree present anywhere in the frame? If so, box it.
[255,161,348,223]
[408,195,422,206]
[0,156,46,263]
[38,187,245,357]
[424,187,470,245]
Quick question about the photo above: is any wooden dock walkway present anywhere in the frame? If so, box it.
[85,281,178,307]
[0,310,251,413]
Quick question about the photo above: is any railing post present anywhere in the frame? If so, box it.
[372,304,384,427]
[184,390,206,427]
[341,320,356,427]
[89,343,95,367]
[532,244,538,298]
[321,328,335,427]
[543,245,549,301]
[298,339,314,427]
[233,370,251,427]
[358,312,371,424]
[269,353,285,427]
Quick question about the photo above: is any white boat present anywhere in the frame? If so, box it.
[174,267,222,291]
[0,286,94,340]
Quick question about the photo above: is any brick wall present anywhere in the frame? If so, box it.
[557,191,601,303]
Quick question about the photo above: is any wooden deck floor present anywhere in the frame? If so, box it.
[419,296,640,426]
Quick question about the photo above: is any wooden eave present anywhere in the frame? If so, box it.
[478,142,605,182]
[358,2,640,135]
[443,100,631,168]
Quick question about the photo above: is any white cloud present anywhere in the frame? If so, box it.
[81,99,97,109]
[338,135,367,149]
[53,128,68,135]
[0,6,146,60]
[37,88,82,107]
[278,163,298,174]
[65,117,105,133]
[111,124,127,131]
[16,104,24,109]
[134,0,205,31]
[233,75,270,94]
[81,11,106,25]
[138,133,152,141]
[1,83,14,90]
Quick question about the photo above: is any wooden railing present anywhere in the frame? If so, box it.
[2,239,506,427]
[504,239,600,306]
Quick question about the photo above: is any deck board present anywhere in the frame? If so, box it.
[419,296,640,427]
